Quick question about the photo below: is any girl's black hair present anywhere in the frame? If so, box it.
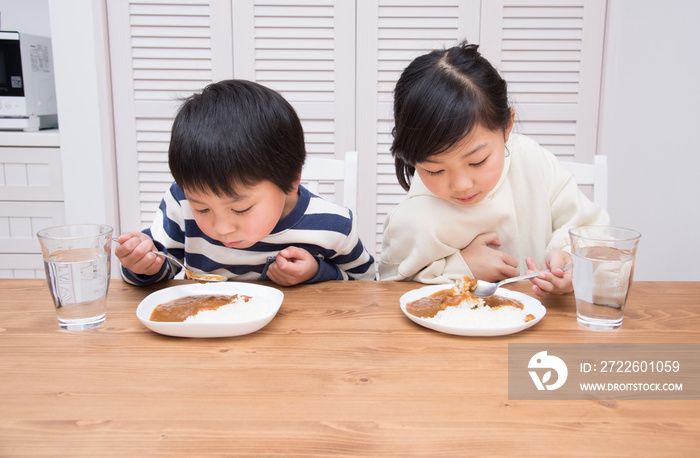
[168,79,306,196]
[391,41,512,191]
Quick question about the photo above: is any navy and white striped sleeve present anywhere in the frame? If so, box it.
[120,184,185,286]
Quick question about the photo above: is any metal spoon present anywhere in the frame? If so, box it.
[472,264,572,298]
[112,238,227,283]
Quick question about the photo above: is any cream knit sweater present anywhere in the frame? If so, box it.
[379,134,610,283]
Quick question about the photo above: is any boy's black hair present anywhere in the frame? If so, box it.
[168,79,306,196]
[391,41,512,191]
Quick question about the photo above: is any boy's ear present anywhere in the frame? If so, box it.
[288,173,302,195]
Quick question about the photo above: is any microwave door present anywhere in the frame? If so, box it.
[0,39,26,98]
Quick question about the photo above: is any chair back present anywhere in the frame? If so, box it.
[301,151,358,214]
[560,155,608,210]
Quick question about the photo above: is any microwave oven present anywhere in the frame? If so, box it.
[0,31,58,131]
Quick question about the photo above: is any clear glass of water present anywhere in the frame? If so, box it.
[569,226,641,331]
[37,224,113,331]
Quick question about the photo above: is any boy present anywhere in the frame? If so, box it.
[116,79,375,286]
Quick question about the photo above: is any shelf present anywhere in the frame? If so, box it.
[0,129,60,148]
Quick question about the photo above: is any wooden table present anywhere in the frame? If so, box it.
[2,279,699,457]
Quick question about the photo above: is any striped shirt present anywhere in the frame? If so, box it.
[121,183,376,285]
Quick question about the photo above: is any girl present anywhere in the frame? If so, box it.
[378,41,609,297]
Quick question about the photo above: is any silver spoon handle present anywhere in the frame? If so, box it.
[498,264,572,286]
[150,250,186,270]
[113,237,186,270]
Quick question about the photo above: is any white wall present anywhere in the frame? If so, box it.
[47,0,118,232]
[0,0,51,36]
[598,0,700,280]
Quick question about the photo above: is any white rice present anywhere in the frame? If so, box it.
[184,296,270,323]
[426,296,528,328]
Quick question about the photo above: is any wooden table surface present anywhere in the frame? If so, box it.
[2,279,699,457]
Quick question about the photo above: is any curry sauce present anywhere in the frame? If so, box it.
[405,288,531,320]
[150,294,251,322]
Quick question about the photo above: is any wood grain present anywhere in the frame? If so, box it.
[1,279,699,457]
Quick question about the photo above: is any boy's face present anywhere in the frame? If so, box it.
[184,180,299,249]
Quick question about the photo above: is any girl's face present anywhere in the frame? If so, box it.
[415,114,514,206]
[185,179,299,249]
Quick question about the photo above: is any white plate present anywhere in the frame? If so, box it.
[136,282,284,338]
[399,285,545,336]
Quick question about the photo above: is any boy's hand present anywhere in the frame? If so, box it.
[114,231,165,276]
[460,232,520,282]
[525,251,573,297]
[267,246,319,286]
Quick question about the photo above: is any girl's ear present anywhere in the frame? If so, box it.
[504,109,516,143]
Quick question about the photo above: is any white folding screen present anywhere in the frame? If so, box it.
[232,0,356,202]
[109,0,355,232]
[362,0,606,256]
[108,0,228,232]
[360,0,481,256]
[499,0,606,163]
[107,0,606,260]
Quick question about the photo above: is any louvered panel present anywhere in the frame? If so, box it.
[138,152,169,163]
[255,49,335,61]
[133,59,211,70]
[139,178,173,225]
[130,37,211,48]
[130,15,211,27]
[254,3,335,103]
[376,111,400,255]
[513,120,577,158]
[129,1,213,101]
[134,115,174,227]
[501,60,579,72]
[500,0,585,158]
[374,0,463,255]
[502,27,582,40]
[514,120,576,136]
[110,0,605,261]
[256,27,332,39]
[258,71,335,84]
[377,2,461,102]
[379,17,459,30]
[251,1,347,206]
[131,26,211,38]
[132,48,211,59]
[504,4,584,18]
[371,0,601,260]
[130,1,209,12]
[374,0,462,222]
[503,17,584,29]
[301,120,335,152]
[378,4,460,17]
[119,1,224,228]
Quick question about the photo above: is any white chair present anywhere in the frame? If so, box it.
[301,151,358,214]
[560,155,608,211]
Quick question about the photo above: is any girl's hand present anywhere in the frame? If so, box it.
[114,231,165,276]
[525,251,573,297]
[267,246,319,286]
[460,232,520,282]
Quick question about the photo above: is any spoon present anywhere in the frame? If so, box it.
[471,264,572,298]
[112,238,227,283]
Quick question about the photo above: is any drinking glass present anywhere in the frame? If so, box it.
[569,226,641,331]
[37,224,113,331]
